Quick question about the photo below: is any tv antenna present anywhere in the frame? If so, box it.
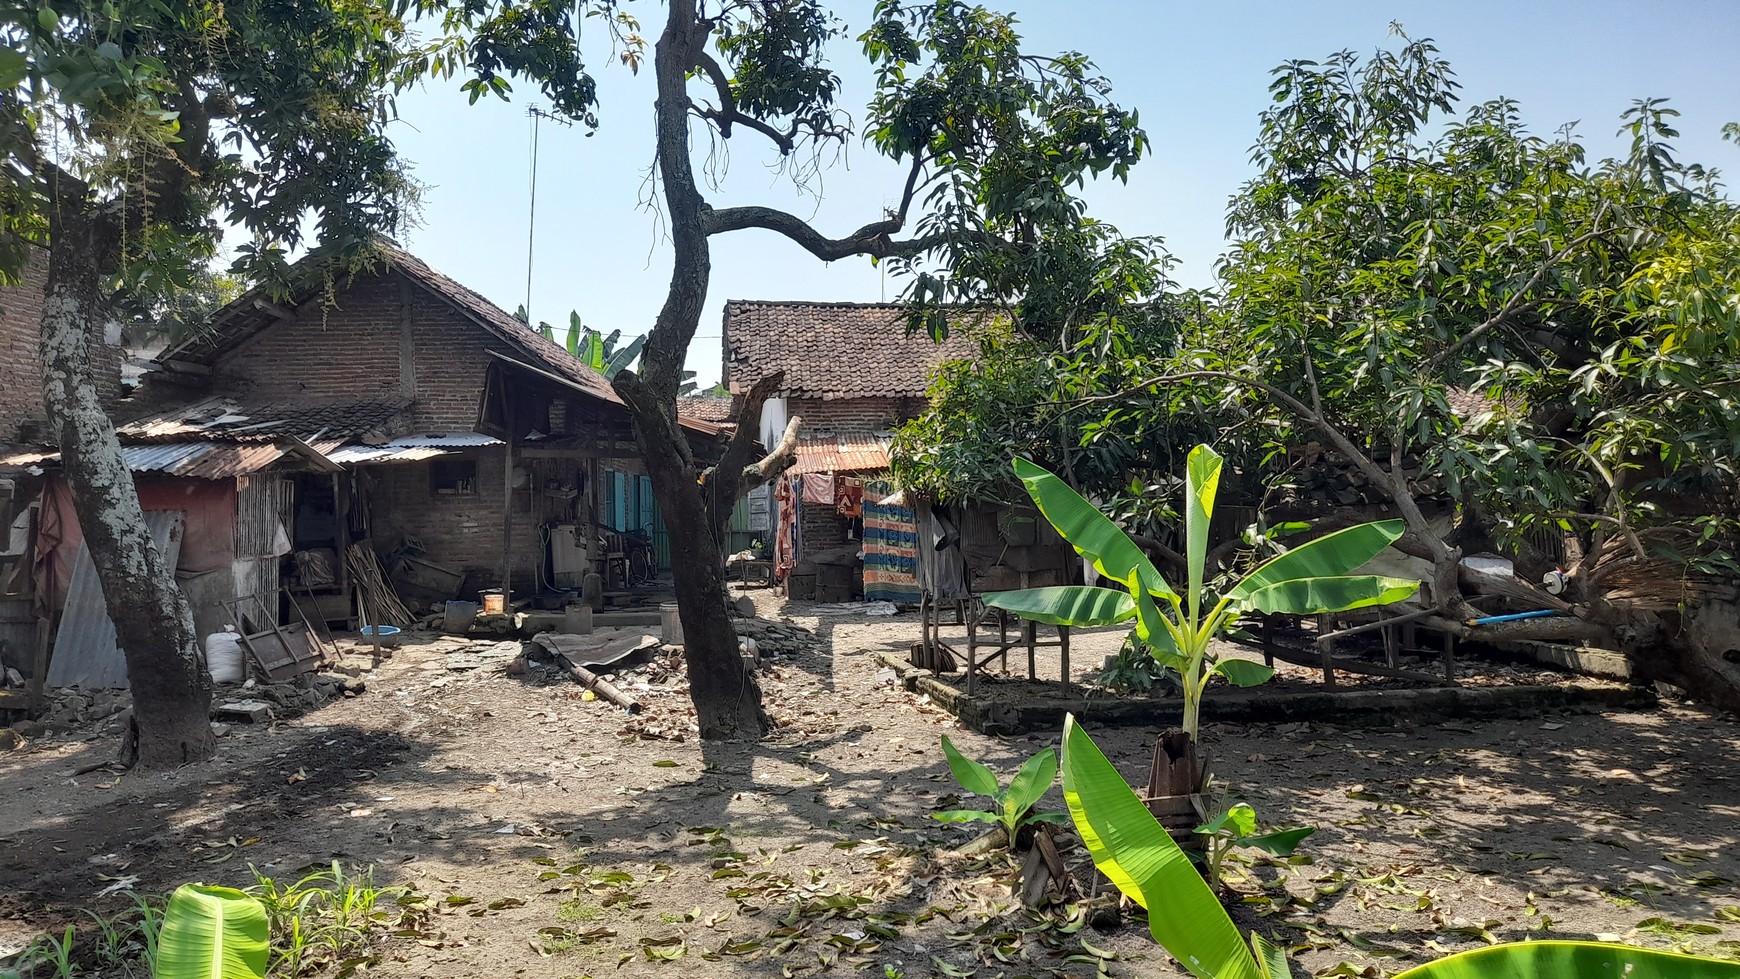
[525,105,573,321]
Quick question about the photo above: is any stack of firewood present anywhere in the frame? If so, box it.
[346,544,414,626]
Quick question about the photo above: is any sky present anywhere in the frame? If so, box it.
[385,1,1740,388]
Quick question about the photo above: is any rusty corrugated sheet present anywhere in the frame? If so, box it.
[789,433,891,475]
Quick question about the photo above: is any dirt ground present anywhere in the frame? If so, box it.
[3,589,1738,978]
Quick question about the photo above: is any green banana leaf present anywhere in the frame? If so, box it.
[1014,458,1175,599]
[1060,715,1262,979]
[1198,803,1258,838]
[1225,520,1407,604]
[1239,826,1315,856]
[1392,940,1740,978]
[1250,932,1292,979]
[940,735,1000,798]
[604,334,647,378]
[1240,574,1420,615]
[932,809,999,824]
[1133,586,1185,667]
[1004,747,1057,829]
[1184,444,1223,625]
[1213,658,1275,686]
[154,884,269,979]
[983,586,1136,626]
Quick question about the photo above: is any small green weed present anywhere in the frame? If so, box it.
[557,898,604,922]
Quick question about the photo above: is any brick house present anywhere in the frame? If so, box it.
[0,245,124,447]
[136,243,724,615]
[720,301,978,599]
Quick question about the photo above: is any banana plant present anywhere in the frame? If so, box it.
[986,445,1420,741]
[1059,713,1740,979]
[153,884,269,979]
[934,736,1069,847]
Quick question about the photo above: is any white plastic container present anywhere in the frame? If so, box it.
[205,626,245,684]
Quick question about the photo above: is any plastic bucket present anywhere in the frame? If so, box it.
[481,590,506,615]
[443,600,480,633]
[360,624,402,648]
[660,602,684,645]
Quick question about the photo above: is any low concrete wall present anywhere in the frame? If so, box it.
[878,653,1656,735]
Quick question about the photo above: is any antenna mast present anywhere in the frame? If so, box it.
[525,105,573,322]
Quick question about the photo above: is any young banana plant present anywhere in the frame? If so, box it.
[986,444,1421,741]
[1060,713,1740,979]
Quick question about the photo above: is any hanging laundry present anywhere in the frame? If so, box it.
[801,473,835,505]
[836,477,865,518]
[774,475,801,577]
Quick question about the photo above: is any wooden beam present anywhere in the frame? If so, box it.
[252,298,298,322]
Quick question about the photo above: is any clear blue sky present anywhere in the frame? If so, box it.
[386,1,1740,387]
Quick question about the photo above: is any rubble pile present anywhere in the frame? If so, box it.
[729,617,826,659]
[5,671,366,743]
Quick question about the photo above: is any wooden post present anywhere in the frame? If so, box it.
[1024,619,1037,680]
[1317,614,1336,687]
[1261,613,1277,668]
[965,602,977,695]
[1059,625,1071,693]
[501,422,515,610]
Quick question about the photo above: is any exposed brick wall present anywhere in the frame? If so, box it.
[211,270,521,432]
[367,449,587,593]
[786,396,923,554]
[789,396,925,431]
[0,247,125,444]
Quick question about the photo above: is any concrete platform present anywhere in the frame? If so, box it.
[878,653,1656,735]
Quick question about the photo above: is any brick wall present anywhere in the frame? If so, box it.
[789,396,925,431]
[786,396,924,554]
[0,247,125,444]
[212,271,520,432]
[368,449,587,592]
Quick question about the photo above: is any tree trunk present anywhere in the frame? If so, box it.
[41,210,214,767]
[1627,601,1740,714]
[607,0,767,740]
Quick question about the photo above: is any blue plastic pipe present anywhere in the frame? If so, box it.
[1468,609,1564,626]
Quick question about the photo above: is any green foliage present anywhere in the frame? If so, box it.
[934,736,1068,846]
[1089,634,1168,694]
[246,862,406,976]
[1060,716,1264,979]
[1194,803,1315,890]
[1061,713,1740,979]
[154,884,269,979]
[1205,31,1740,572]
[999,447,1417,740]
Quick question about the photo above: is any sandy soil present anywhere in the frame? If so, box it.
[2,591,1737,978]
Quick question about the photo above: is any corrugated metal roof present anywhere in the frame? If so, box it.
[326,432,501,465]
[7,442,323,478]
[117,396,411,443]
[327,445,456,465]
[790,431,891,475]
[389,432,504,447]
[123,443,211,472]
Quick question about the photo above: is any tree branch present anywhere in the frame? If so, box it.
[702,202,948,259]
[690,53,803,154]
[741,413,801,493]
[712,370,786,498]
[1425,203,1614,369]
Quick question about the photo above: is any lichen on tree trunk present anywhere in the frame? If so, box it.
[40,211,214,768]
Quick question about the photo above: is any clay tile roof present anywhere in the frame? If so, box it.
[722,301,980,400]
[371,244,624,405]
[676,395,736,423]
